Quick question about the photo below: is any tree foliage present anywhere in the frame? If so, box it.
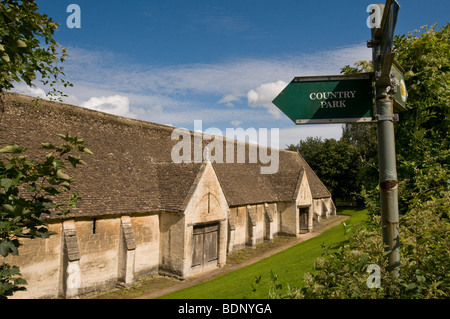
[1,1,81,298]
[282,23,449,299]
[0,0,72,98]
[394,24,450,212]
[277,195,449,299]
[0,134,92,298]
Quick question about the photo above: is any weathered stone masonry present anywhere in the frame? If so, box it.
[0,93,335,298]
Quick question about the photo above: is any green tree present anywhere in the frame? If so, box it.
[394,24,450,212]
[342,24,449,213]
[341,124,379,205]
[278,23,450,299]
[0,0,72,98]
[0,1,81,298]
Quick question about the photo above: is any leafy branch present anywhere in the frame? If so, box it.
[0,134,92,298]
[0,0,73,100]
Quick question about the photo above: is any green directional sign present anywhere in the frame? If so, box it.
[272,73,374,124]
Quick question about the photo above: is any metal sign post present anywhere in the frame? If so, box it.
[272,0,404,277]
[369,0,401,277]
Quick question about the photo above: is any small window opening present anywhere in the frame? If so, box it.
[92,218,97,234]
[208,192,210,214]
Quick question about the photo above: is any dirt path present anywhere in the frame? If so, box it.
[93,214,349,299]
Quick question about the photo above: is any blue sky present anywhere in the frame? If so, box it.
[17,0,449,147]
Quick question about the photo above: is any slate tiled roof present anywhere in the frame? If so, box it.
[0,93,331,218]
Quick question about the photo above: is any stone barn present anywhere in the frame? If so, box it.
[0,93,335,298]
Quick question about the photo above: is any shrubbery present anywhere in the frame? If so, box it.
[280,24,449,299]
[276,193,449,299]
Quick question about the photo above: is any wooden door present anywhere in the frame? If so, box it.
[192,223,219,268]
[299,207,309,232]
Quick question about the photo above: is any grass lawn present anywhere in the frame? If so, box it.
[159,207,369,299]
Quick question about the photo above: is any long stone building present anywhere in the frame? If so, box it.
[0,93,335,299]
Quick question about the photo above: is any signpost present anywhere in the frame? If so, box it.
[272,73,374,124]
[378,0,400,83]
[370,0,402,278]
[272,0,404,277]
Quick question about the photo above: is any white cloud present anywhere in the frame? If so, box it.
[80,95,135,118]
[13,85,48,99]
[63,43,371,100]
[218,94,242,107]
[247,80,288,118]
[13,43,371,141]
[230,120,243,127]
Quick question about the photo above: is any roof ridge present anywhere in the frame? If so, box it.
[6,92,301,155]
[4,92,176,132]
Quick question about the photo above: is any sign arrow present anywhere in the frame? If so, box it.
[272,73,374,124]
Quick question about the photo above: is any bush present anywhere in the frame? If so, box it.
[275,192,450,299]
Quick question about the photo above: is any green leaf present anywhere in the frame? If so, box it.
[9,265,22,276]
[0,240,19,257]
[56,170,72,181]
[51,158,64,170]
[1,178,15,191]
[14,278,27,286]
[16,39,27,48]
[78,146,93,155]
[403,282,417,291]
[1,204,15,214]
[56,133,69,141]
[0,145,24,154]
[416,274,426,283]
[68,156,85,167]
[2,53,10,63]
[40,142,56,150]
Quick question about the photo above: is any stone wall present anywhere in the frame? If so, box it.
[4,197,321,298]
[279,201,298,235]
[5,213,162,299]
[1,223,62,299]
[227,202,280,250]
[130,213,160,277]
[230,206,248,250]
[312,197,337,223]
[75,217,120,295]
[159,212,184,277]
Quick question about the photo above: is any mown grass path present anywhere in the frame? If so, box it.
[158,208,368,299]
